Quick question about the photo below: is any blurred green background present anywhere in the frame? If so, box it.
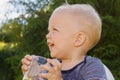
[0,0,120,80]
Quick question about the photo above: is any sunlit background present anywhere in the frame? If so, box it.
[0,0,20,25]
[0,0,120,80]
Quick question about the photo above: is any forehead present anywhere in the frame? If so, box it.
[48,9,81,30]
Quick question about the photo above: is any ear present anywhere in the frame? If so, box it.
[74,32,86,47]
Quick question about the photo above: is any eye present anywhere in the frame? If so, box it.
[53,28,58,31]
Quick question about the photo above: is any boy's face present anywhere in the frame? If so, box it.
[46,11,78,59]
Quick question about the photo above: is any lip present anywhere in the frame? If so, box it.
[49,44,54,50]
[47,41,55,51]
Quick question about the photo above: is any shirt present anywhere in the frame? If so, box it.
[62,56,107,80]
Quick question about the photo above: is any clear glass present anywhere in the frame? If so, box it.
[22,55,48,80]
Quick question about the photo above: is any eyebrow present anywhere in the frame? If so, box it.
[48,26,58,30]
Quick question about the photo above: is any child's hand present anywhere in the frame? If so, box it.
[21,55,32,74]
[39,59,63,80]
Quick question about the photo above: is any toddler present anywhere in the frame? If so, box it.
[22,4,107,80]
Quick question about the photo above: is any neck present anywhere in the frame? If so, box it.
[61,54,86,70]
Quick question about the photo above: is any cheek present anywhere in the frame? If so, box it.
[51,33,61,42]
[52,32,74,47]
[58,37,74,50]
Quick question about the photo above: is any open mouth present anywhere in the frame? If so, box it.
[47,41,55,50]
[50,43,54,47]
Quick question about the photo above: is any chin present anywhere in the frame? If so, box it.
[50,52,59,59]
[50,52,56,58]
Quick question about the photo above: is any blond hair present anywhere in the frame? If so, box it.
[52,4,102,50]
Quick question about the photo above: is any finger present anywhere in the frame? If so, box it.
[47,59,61,70]
[53,59,61,68]
[21,65,28,73]
[40,64,53,73]
[39,72,48,79]
[21,58,31,66]
[25,54,32,61]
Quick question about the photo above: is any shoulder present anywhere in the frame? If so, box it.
[85,56,103,67]
[80,56,107,80]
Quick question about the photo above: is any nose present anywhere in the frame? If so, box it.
[46,32,51,39]
[46,32,52,45]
